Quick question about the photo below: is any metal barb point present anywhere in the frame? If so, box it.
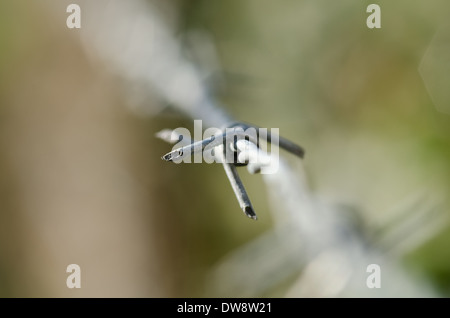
[245,206,258,220]
[158,121,305,220]
[222,161,258,220]
[161,153,173,161]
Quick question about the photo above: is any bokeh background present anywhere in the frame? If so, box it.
[0,0,450,297]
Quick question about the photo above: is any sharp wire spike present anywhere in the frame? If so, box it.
[222,160,257,220]
[159,122,305,220]
[161,134,218,162]
[232,122,305,158]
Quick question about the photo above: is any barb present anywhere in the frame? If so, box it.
[229,122,305,159]
[158,122,305,219]
[161,134,219,162]
[222,161,257,220]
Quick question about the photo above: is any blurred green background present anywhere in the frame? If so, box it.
[0,0,450,297]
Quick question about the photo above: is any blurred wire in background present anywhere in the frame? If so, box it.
[0,0,450,297]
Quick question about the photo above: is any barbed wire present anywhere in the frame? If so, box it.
[75,0,443,297]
